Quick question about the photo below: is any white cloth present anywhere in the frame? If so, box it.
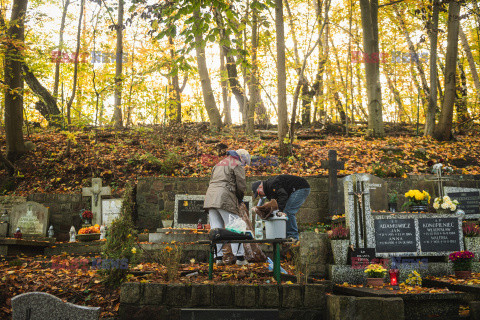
[208,208,245,257]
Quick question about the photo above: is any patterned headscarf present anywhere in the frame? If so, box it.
[235,149,251,166]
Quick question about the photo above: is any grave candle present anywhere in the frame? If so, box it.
[389,268,400,289]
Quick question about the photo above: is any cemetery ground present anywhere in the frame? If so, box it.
[3,123,480,319]
[1,122,480,195]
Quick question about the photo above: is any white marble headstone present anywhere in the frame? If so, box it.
[101,199,122,227]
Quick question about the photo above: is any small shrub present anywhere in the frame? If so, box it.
[153,243,183,281]
[328,225,349,240]
[101,182,138,287]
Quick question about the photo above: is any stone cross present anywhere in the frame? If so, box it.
[82,178,111,226]
[321,150,345,216]
[344,176,374,249]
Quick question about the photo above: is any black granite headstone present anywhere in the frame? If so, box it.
[374,218,416,253]
[445,191,480,216]
[177,199,208,225]
[419,218,461,252]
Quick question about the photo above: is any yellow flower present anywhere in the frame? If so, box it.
[131,248,137,254]
[165,246,173,253]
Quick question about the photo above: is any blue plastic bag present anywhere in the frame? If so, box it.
[267,257,287,274]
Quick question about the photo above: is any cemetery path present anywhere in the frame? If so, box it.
[1,124,480,195]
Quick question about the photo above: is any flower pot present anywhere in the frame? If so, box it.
[366,277,384,287]
[436,209,454,214]
[162,220,173,228]
[464,237,480,261]
[331,239,349,265]
[77,233,101,242]
[409,205,428,213]
[454,270,472,279]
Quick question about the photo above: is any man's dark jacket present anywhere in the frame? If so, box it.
[262,175,310,211]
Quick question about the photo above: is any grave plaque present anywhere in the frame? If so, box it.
[174,195,253,228]
[180,309,279,320]
[444,187,480,218]
[339,173,388,213]
[101,199,122,227]
[10,202,49,237]
[373,212,464,257]
[12,292,100,320]
[419,217,461,253]
[374,218,416,253]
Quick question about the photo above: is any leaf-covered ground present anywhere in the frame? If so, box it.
[1,123,480,195]
[0,254,300,319]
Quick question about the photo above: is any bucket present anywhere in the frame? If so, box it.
[264,215,287,239]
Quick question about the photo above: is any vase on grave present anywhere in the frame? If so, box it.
[162,220,173,228]
[330,239,350,265]
[408,204,429,213]
[366,277,385,287]
[464,237,480,262]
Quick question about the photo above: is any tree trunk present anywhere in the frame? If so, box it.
[359,0,384,137]
[456,61,468,134]
[65,0,84,126]
[246,7,259,135]
[383,68,405,123]
[459,26,480,102]
[167,34,182,123]
[425,0,439,136]
[4,0,28,160]
[112,0,124,128]
[275,0,288,156]
[194,10,222,129]
[219,43,231,125]
[394,5,430,104]
[22,64,63,126]
[53,0,70,100]
[433,0,461,141]
[214,10,249,117]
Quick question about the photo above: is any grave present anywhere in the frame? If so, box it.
[333,284,468,320]
[9,201,50,238]
[444,186,480,219]
[343,174,374,248]
[12,291,100,320]
[102,198,122,227]
[339,173,388,213]
[82,178,111,226]
[173,194,253,229]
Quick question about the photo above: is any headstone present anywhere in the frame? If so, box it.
[82,178,111,225]
[180,309,279,320]
[174,194,253,229]
[339,173,388,213]
[444,187,480,219]
[12,292,100,320]
[9,202,49,238]
[321,150,345,216]
[344,175,374,248]
[101,198,122,227]
[0,222,7,238]
[372,212,464,257]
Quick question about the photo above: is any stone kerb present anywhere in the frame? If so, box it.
[119,282,329,319]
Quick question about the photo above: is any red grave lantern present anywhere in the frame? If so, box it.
[389,268,400,289]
